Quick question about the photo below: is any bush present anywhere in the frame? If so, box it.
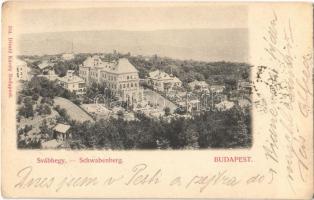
[24,125,33,133]
[36,104,52,116]
[164,107,171,116]
[40,97,54,105]
[32,93,39,101]
[18,104,34,118]
[17,95,23,104]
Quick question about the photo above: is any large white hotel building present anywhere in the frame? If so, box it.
[79,55,140,104]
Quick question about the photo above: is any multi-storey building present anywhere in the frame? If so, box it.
[148,70,182,92]
[79,55,140,104]
[58,70,86,95]
[16,59,31,81]
[237,80,251,92]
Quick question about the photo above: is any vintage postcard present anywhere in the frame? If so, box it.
[1,1,313,199]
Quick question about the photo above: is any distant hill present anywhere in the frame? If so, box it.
[18,29,248,62]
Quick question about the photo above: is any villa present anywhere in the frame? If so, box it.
[58,70,86,95]
[148,70,182,92]
[79,55,140,104]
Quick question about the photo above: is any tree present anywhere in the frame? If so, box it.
[174,107,186,115]
[17,95,23,104]
[39,120,53,139]
[241,70,249,80]
[185,123,200,149]
[54,62,67,77]
[117,110,124,118]
[23,125,33,134]
[194,85,201,90]
[166,119,187,149]
[43,105,52,115]
[225,79,237,91]
[32,93,39,101]
[17,97,34,118]
[41,97,54,105]
[19,103,34,118]
[164,107,171,116]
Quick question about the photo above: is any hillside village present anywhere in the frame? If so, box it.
[16,51,252,150]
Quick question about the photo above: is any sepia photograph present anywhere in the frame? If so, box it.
[15,5,252,150]
[2,1,313,199]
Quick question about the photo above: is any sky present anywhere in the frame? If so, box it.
[17,4,248,62]
[17,4,248,33]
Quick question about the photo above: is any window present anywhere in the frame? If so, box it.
[127,83,129,88]
[123,84,125,88]
[127,76,129,80]
[131,83,133,87]
[120,84,122,89]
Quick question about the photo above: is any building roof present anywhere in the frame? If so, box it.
[28,69,38,75]
[83,56,137,74]
[16,59,27,66]
[38,60,53,70]
[149,70,173,80]
[238,99,251,108]
[149,70,161,78]
[113,58,138,74]
[189,99,200,104]
[209,85,225,93]
[171,76,182,83]
[37,74,58,81]
[188,80,208,88]
[82,55,107,70]
[189,80,207,85]
[58,74,85,84]
[41,139,61,149]
[216,100,234,111]
[53,124,71,133]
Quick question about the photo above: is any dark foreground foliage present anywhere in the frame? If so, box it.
[67,107,251,150]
